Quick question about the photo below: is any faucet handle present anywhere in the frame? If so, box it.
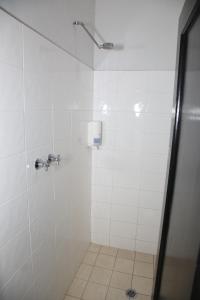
[48,154,61,165]
[35,158,50,171]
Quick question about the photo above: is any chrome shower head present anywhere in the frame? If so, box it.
[73,21,114,50]
[101,43,114,50]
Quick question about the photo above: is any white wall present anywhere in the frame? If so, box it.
[91,71,174,254]
[0,0,95,68]
[94,0,184,71]
[91,0,185,254]
[0,10,93,300]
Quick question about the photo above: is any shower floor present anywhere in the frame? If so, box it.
[65,244,155,300]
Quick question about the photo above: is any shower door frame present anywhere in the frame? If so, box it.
[153,0,200,299]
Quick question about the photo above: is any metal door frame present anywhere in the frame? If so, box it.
[154,1,200,299]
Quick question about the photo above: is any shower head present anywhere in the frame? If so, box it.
[73,21,114,50]
[100,43,114,50]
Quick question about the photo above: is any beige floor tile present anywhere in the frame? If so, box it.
[96,254,116,269]
[76,264,93,280]
[135,252,154,264]
[90,267,112,285]
[106,288,128,300]
[132,276,153,295]
[64,297,80,300]
[88,243,101,253]
[110,271,132,290]
[100,246,118,256]
[134,261,153,278]
[136,294,151,300]
[67,278,87,298]
[114,258,134,274]
[83,282,108,300]
[83,251,98,265]
[117,249,135,261]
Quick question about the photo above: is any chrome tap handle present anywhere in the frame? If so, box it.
[48,154,61,165]
[35,158,50,171]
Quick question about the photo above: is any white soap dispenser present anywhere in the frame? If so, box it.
[88,121,102,149]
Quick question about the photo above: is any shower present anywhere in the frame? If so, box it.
[73,20,114,49]
[0,1,195,300]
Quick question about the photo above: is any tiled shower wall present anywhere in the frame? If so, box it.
[0,10,93,300]
[91,71,175,254]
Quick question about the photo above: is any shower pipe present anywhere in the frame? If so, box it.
[73,21,114,50]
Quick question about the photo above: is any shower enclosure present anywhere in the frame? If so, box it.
[0,1,187,299]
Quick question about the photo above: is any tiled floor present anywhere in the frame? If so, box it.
[65,244,155,300]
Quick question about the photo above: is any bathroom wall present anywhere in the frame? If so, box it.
[91,0,185,254]
[94,0,184,71]
[0,10,93,300]
[0,0,95,68]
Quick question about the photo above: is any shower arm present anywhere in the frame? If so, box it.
[73,21,101,49]
[73,21,114,50]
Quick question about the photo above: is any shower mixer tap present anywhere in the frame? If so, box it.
[35,158,50,171]
[48,154,61,165]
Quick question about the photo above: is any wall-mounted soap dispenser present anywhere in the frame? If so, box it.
[88,121,102,149]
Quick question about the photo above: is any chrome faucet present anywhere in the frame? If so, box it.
[48,154,61,165]
[35,158,50,171]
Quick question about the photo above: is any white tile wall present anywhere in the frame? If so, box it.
[91,71,174,254]
[0,10,93,300]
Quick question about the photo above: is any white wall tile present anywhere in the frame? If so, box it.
[110,221,137,239]
[138,208,161,227]
[0,10,23,67]
[92,186,112,203]
[0,111,25,158]
[136,225,160,243]
[146,71,175,93]
[139,190,164,210]
[141,153,168,174]
[136,240,158,255]
[146,92,173,114]
[32,240,57,300]
[0,258,34,300]
[92,149,114,169]
[92,232,109,246]
[111,188,139,207]
[139,170,166,192]
[25,110,52,150]
[24,72,53,110]
[141,132,171,154]
[92,168,113,186]
[28,172,55,224]
[109,236,135,251]
[0,194,28,248]
[142,114,171,134]
[111,205,137,223]
[53,110,71,141]
[0,229,31,290]
[0,153,27,205]
[91,202,110,220]
[91,218,109,234]
[113,169,140,189]
[0,63,23,110]
[30,217,55,253]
